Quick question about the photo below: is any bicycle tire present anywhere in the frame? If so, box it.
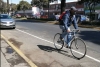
[70,37,87,59]
[53,33,64,50]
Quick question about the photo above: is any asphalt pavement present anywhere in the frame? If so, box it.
[1,19,100,67]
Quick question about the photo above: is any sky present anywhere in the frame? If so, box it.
[3,0,78,4]
[3,0,32,4]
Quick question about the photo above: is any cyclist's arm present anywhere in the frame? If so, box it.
[63,14,69,30]
[72,15,78,29]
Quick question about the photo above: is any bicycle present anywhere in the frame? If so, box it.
[53,29,87,59]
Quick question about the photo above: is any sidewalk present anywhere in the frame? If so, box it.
[1,50,11,67]
[1,38,30,67]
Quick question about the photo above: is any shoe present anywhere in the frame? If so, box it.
[66,45,69,48]
[65,45,71,49]
[64,44,69,48]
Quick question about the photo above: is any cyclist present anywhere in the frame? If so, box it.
[59,6,78,48]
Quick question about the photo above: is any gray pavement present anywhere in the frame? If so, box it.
[1,50,11,67]
[1,19,100,67]
[1,39,30,67]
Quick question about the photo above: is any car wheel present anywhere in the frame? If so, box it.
[12,27,16,29]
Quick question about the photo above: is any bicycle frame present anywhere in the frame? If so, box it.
[62,29,79,47]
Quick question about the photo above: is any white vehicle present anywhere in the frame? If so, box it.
[0,14,16,29]
[16,6,40,18]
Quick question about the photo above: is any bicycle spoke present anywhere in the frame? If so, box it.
[54,33,64,50]
[70,38,86,59]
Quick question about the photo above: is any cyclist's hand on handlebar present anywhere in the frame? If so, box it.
[67,30,71,33]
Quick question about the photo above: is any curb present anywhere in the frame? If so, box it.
[1,34,38,67]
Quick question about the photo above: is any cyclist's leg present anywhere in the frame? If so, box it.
[67,27,72,47]
[59,25,65,39]
[62,27,72,48]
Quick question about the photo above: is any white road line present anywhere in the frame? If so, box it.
[16,29,100,63]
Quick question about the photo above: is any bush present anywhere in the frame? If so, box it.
[80,21,91,25]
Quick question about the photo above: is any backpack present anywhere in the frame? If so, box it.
[58,11,66,25]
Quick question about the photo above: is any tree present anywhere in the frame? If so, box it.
[7,0,10,14]
[17,1,31,17]
[0,0,7,13]
[2,2,7,13]
[10,3,17,12]
[0,0,3,8]
[61,0,66,13]
[31,0,57,8]
[78,0,100,21]
[0,0,4,13]
[31,0,48,8]
[17,1,31,11]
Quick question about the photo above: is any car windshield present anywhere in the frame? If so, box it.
[0,15,12,19]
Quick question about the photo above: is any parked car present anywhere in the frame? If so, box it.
[0,14,16,29]
[81,15,90,22]
[15,14,21,18]
[76,15,90,23]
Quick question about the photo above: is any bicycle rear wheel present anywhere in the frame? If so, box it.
[53,33,64,50]
[70,37,87,59]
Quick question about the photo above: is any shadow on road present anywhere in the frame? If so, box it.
[79,30,100,45]
[37,45,77,60]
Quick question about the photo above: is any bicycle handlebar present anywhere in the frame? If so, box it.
[71,29,80,33]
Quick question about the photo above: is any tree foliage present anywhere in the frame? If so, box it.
[31,0,47,8]
[31,0,57,8]
[17,1,31,11]
[10,3,17,12]
[78,0,100,5]
[0,0,7,13]
[78,0,100,20]
[2,2,7,13]
[0,0,3,8]
[78,0,100,12]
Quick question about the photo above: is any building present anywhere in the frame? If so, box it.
[16,6,40,18]
[43,1,84,17]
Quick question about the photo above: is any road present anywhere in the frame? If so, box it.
[1,19,100,67]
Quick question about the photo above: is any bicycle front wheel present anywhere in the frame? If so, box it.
[70,37,87,59]
[53,33,64,50]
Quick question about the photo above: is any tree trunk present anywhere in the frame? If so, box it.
[89,4,92,22]
[61,0,66,14]
[7,0,9,14]
[48,1,49,19]
[23,10,25,17]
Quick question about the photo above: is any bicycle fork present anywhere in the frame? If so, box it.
[74,38,79,49]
